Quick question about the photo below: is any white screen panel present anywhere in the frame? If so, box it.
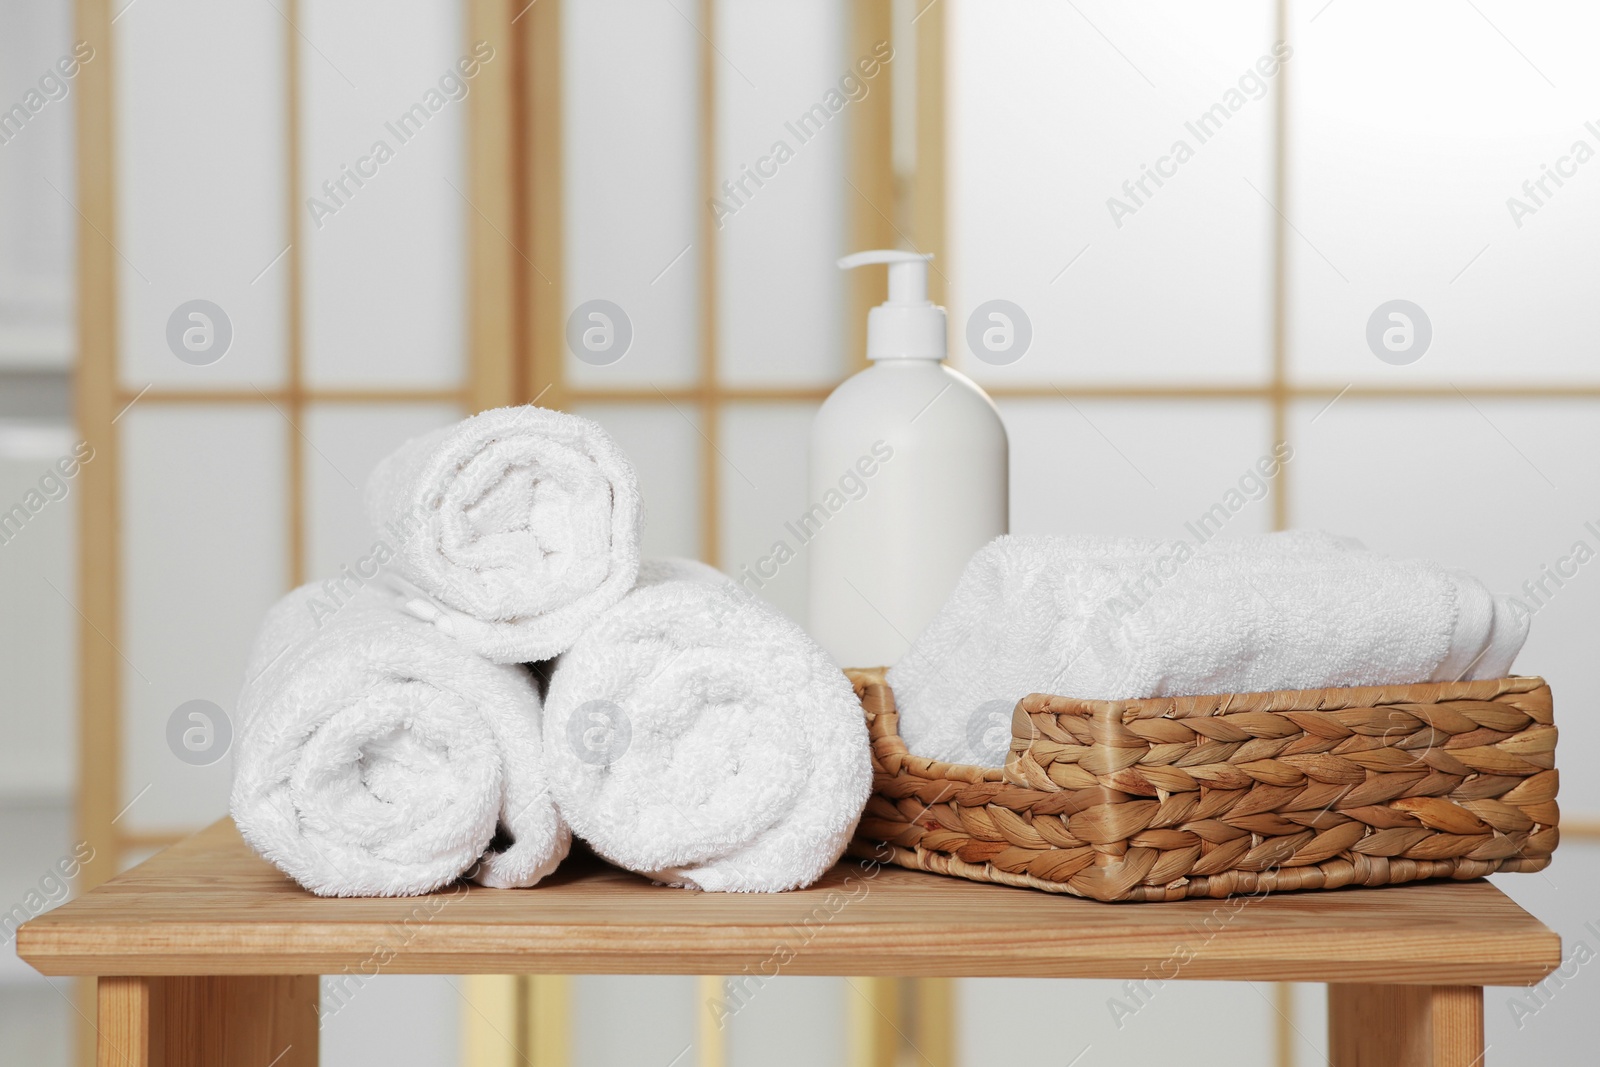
[115,1,288,388]
[0,0,75,369]
[572,976,696,1067]
[716,0,847,387]
[1289,984,1328,1067]
[726,976,846,1067]
[301,0,468,389]
[0,979,70,1065]
[571,402,701,563]
[304,402,461,584]
[949,0,1275,388]
[0,425,77,799]
[116,845,164,874]
[320,975,458,1067]
[718,402,815,625]
[1288,397,1600,815]
[0,800,74,987]
[1004,399,1276,541]
[565,0,700,390]
[960,979,1273,1062]
[960,977,1276,1067]
[120,405,287,832]
[1287,0,1600,384]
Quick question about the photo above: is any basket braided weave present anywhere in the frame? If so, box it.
[846,668,1558,902]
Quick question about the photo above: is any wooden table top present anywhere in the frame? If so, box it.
[20,819,1560,984]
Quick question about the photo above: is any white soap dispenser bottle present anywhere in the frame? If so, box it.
[806,250,1008,668]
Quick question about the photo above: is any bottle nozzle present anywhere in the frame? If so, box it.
[836,250,945,361]
[837,250,932,304]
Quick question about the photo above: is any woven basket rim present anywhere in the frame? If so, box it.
[1023,674,1549,724]
[851,667,1548,774]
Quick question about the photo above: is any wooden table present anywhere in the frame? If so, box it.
[20,819,1560,1067]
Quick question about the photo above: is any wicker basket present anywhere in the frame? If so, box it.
[846,668,1558,902]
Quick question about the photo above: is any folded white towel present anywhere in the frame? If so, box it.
[364,405,643,663]
[888,532,1531,766]
[231,583,569,897]
[543,559,872,892]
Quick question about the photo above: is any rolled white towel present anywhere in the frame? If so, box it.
[889,532,1531,766]
[231,583,569,897]
[365,405,643,663]
[543,559,872,892]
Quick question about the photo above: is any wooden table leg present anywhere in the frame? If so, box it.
[1329,984,1485,1067]
[96,975,318,1067]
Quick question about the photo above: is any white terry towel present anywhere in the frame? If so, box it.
[231,582,569,897]
[543,559,872,892]
[364,405,643,663]
[888,532,1531,767]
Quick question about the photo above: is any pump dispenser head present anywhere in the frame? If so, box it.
[837,249,946,361]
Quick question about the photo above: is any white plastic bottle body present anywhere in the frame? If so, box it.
[806,360,1008,668]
